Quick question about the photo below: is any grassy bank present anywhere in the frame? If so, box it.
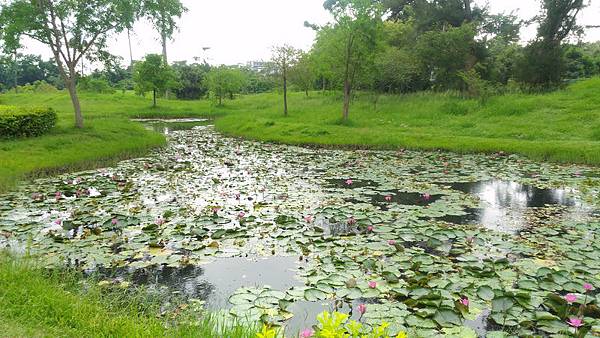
[2,78,600,191]
[0,254,257,338]
[214,78,600,165]
[0,92,216,191]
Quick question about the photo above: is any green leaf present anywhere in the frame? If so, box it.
[477,285,495,301]
[433,309,462,327]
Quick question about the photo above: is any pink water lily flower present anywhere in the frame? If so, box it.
[388,240,396,246]
[367,225,374,232]
[345,179,353,186]
[300,328,314,338]
[368,281,377,289]
[54,219,62,225]
[155,218,165,226]
[347,217,357,226]
[304,215,313,223]
[460,298,470,307]
[565,294,578,304]
[55,192,62,200]
[384,195,393,202]
[568,317,583,328]
[111,218,118,225]
[357,303,367,315]
[238,211,246,219]
[211,206,221,214]
[583,283,594,292]
[422,193,431,201]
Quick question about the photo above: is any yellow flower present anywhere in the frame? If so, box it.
[396,331,408,338]
[256,324,277,338]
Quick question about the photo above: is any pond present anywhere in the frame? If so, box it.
[1,121,599,336]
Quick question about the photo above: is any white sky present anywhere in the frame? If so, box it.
[18,0,600,70]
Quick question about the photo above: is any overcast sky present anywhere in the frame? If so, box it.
[19,0,600,69]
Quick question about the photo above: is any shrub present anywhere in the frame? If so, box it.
[78,77,116,94]
[0,105,57,138]
[16,80,59,93]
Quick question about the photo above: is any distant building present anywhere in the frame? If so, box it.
[245,61,270,73]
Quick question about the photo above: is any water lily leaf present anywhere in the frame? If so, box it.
[382,271,399,284]
[304,288,327,302]
[433,309,461,327]
[477,285,495,301]
[491,297,514,313]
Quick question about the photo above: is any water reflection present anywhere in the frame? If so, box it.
[97,256,300,309]
[439,180,587,232]
[133,118,212,135]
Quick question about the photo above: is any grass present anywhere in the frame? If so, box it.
[2,78,600,191]
[214,78,600,165]
[0,92,217,191]
[0,253,258,338]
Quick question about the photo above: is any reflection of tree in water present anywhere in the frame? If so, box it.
[444,180,583,232]
[451,180,577,208]
[98,265,215,301]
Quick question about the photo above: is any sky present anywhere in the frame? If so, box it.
[18,0,600,70]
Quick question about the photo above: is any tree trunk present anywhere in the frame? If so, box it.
[218,95,222,106]
[283,69,288,116]
[66,75,84,128]
[127,28,134,67]
[305,89,309,97]
[343,79,351,121]
[322,77,326,93]
[463,0,472,21]
[13,51,18,93]
[161,31,168,64]
[161,30,170,99]
[153,89,157,107]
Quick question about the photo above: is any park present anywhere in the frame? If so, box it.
[0,0,600,337]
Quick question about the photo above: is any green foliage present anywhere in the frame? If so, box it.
[289,53,317,95]
[207,66,248,105]
[0,105,56,139]
[141,0,187,43]
[0,53,61,90]
[515,40,566,90]
[133,54,177,106]
[78,77,116,94]
[172,61,210,100]
[416,24,478,90]
[316,0,384,119]
[15,80,59,93]
[457,68,495,104]
[0,0,162,127]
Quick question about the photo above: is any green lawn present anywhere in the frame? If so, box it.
[2,78,600,191]
[0,254,258,338]
[214,78,600,165]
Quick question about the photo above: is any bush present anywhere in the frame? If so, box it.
[0,105,57,138]
[78,77,116,94]
[16,80,59,93]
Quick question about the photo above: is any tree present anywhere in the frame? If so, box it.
[516,0,586,88]
[0,0,140,128]
[171,61,210,100]
[317,0,384,120]
[206,66,247,106]
[289,53,316,97]
[415,24,479,90]
[272,45,300,116]
[142,0,187,64]
[133,54,177,107]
